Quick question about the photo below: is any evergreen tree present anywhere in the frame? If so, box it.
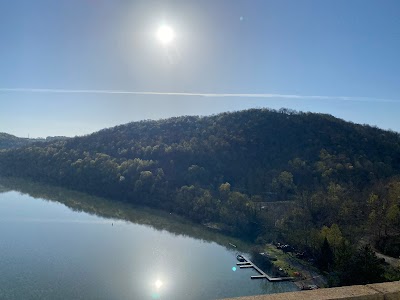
[349,245,385,285]
[318,237,334,271]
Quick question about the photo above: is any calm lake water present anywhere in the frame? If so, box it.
[0,178,297,300]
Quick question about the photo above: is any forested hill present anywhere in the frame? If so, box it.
[2,108,398,192]
[0,133,34,149]
[0,132,68,149]
[1,109,400,260]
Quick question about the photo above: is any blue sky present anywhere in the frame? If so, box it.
[0,0,399,138]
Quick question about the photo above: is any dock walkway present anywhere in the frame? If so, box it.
[237,255,294,282]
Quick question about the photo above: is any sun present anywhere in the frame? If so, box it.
[156,25,175,45]
[154,279,163,289]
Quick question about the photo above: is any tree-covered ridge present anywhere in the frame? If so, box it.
[0,108,399,285]
[2,109,399,194]
[0,133,32,149]
[0,132,68,150]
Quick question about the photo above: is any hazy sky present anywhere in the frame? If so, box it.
[1,0,399,138]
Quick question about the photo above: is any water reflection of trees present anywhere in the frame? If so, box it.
[0,177,249,251]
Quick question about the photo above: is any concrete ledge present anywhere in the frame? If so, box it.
[220,281,400,300]
[367,281,400,300]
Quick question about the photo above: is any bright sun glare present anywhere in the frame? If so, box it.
[156,25,175,45]
[154,279,163,289]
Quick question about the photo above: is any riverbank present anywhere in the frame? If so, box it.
[261,244,327,289]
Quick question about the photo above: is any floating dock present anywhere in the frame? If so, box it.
[237,255,294,282]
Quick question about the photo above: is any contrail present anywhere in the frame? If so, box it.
[0,88,398,103]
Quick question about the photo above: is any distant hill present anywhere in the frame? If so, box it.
[0,133,32,149]
[0,132,68,149]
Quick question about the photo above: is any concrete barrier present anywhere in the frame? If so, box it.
[367,282,400,300]
[220,281,400,300]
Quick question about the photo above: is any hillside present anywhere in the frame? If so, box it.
[0,108,400,280]
[0,133,34,149]
[1,109,399,192]
[0,132,68,149]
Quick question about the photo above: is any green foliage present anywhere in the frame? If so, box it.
[376,236,400,257]
[347,245,385,285]
[321,223,343,250]
[328,243,386,286]
[0,132,68,149]
[271,171,296,200]
[318,237,334,271]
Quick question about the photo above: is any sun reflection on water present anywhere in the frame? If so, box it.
[154,279,163,289]
[151,278,164,299]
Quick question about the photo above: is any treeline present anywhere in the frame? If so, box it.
[0,108,399,283]
[0,132,68,149]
